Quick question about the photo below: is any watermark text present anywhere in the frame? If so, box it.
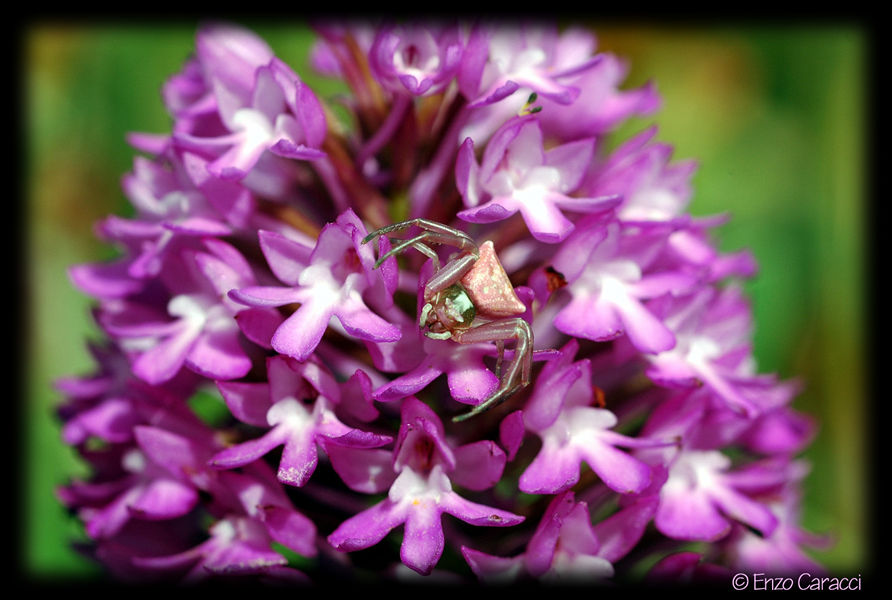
[732,572,862,591]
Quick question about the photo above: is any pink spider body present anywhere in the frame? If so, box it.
[363,219,534,421]
[459,240,526,318]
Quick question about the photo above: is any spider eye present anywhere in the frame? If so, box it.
[443,284,475,326]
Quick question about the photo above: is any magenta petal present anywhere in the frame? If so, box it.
[65,397,139,444]
[519,199,575,243]
[202,539,287,574]
[86,486,142,539]
[210,426,288,469]
[655,488,731,541]
[439,492,524,527]
[335,295,401,343]
[518,441,580,494]
[326,446,395,493]
[401,503,445,575]
[271,300,335,361]
[446,358,498,405]
[499,410,525,461]
[580,440,652,494]
[374,359,443,402]
[452,441,506,491]
[612,295,676,354]
[132,325,198,385]
[277,429,318,486]
[457,201,516,224]
[593,497,659,563]
[462,546,523,581]
[69,260,144,299]
[327,499,407,552]
[261,505,318,557]
[133,425,208,474]
[217,381,272,427]
[554,294,624,342]
[229,285,303,308]
[258,229,313,285]
[128,478,198,520]
[235,307,284,349]
[185,328,252,380]
[709,485,778,538]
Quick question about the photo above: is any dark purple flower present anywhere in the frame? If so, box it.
[456,115,620,243]
[369,24,464,96]
[230,209,401,361]
[327,398,522,575]
[210,354,392,487]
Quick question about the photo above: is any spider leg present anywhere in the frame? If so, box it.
[362,218,476,253]
[373,230,475,270]
[450,318,533,422]
[363,219,481,300]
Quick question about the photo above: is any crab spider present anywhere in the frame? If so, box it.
[362,219,533,422]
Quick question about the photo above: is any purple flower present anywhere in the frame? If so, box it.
[210,355,392,487]
[518,341,667,495]
[721,463,830,575]
[369,24,464,96]
[230,209,401,360]
[462,491,612,583]
[456,115,620,243]
[172,23,326,181]
[651,449,780,541]
[536,53,661,140]
[58,418,219,540]
[548,215,700,354]
[459,24,602,107]
[327,398,523,575]
[96,238,259,384]
[642,285,765,416]
[132,515,308,583]
[584,126,697,222]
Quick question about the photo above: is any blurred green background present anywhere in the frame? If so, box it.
[23,21,868,580]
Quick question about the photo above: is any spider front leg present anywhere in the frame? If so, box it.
[450,318,533,422]
[362,218,480,302]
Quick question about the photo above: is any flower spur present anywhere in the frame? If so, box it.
[362,218,533,422]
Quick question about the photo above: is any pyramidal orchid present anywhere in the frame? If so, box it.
[59,20,824,586]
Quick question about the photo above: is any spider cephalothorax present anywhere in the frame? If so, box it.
[363,219,533,422]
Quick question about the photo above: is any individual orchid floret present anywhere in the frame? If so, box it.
[456,115,620,243]
[651,449,780,542]
[518,341,665,495]
[217,467,318,559]
[642,285,763,417]
[59,421,220,540]
[327,397,523,575]
[683,378,814,454]
[55,341,156,446]
[547,215,700,354]
[68,153,235,299]
[210,355,392,487]
[369,24,464,97]
[654,214,759,284]
[132,514,308,583]
[229,209,401,361]
[458,24,602,107]
[583,126,697,223]
[721,463,830,575]
[97,238,260,385]
[172,23,326,181]
[463,491,613,584]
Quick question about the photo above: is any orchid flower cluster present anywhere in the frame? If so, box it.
[58,21,825,585]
